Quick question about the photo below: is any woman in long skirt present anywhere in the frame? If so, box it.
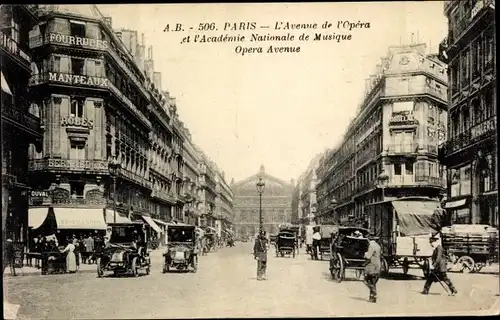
[62,240,77,273]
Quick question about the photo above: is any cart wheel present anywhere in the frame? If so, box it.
[473,263,484,273]
[422,258,430,278]
[381,257,389,276]
[331,253,344,283]
[96,257,104,278]
[131,257,139,277]
[457,256,475,274]
[402,258,410,275]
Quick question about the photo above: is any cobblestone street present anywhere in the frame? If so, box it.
[4,243,499,319]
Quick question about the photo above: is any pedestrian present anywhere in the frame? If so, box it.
[85,234,95,264]
[312,227,321,260]
[62,239,77,273]
[422,234,457,296]
[363,233,381,303]
[4,237,16,276]
[253,232,268,281]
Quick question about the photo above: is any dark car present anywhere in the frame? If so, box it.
[163,225,198,273]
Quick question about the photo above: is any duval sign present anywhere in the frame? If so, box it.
[49,72,108,87]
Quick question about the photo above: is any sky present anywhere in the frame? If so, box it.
[98,1,448,183]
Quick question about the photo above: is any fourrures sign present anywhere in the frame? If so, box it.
[48,33,109,50]
[49,72,108,87]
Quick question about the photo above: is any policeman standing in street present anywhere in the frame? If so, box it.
[363,233,381,303]
[422,234,457,296]
[253,232,268,281]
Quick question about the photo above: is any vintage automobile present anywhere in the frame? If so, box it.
[163,225,198,273]
[97,222,151,277]
[275,229,296,258]
[329,226,370,282]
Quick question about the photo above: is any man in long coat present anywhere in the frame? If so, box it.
[364,234,381,303]
[253,232,268,280]
[422,234,457,295]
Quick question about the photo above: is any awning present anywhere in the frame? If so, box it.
[1,71,13,95]
[445,199,467,209]
[153,218,168,226]
[105,210,132,224]
[140,215,162,234]
[54,208,107,230]
[29,208,49,229]
[392,200,440,236]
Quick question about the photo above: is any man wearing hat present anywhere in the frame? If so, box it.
[253,232,268,280]
[422,233,457,295]
[363,233,381,303]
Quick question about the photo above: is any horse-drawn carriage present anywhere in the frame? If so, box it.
[309,225,337,260]
[97,222,151,277]
[442,224,498,273]
[275,229,296,258]
[365,197,439,277]
[329,226,370,282]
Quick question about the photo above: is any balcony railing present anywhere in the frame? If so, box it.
[445,116,497,154]
[151,189,177,204]
[1,99,42,136]
[387,143,417,154]
[29,158,109,173]
[0,31,31,69]
[117,167,151,189]
[108,81,152,128]
[385,175,445,188]
[451,0,495,44]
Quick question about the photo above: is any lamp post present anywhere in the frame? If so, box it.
[330,198,338,225]
[378,170,389,200]
[108,157,120,223]
[256,177,265,235]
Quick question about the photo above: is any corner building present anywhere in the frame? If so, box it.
[316,44,448,226]
[26,5,165,238]
[439,0,497,226]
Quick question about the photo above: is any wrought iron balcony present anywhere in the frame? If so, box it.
[387,143,417,154]
[444,116,497,155]
[385,175,445,188]
[1,98,42,137]
[29,158,109,174]
[150,189,177,204]
[108,81,152,128]
[0,30,31,70]
[117,166,152,189]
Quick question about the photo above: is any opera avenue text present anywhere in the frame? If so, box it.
[235,45,301,56]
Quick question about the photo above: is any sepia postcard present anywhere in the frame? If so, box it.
[2,1,498,319]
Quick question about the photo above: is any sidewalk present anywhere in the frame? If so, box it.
[3,248,166,278]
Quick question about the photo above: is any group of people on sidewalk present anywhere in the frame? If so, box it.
[252,229,457,302]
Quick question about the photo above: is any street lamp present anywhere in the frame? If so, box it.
[378,170,389,200]
[330,198,338,225]
[108,157,120,223]
[256,177,265,235]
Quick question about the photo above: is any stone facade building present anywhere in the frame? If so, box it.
[1,5,42,248]
[439,0,497,227]
[18,5,233,240]
[232,165,293,237]
[315,43,448,226]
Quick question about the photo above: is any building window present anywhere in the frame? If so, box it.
[394,163,402,176]
[70,144,85,160]
[451,112,460,138]
[70,21,86,38]
[472,98,482,124]
[405,160,414,175]
[450,61,459,95]
[11,17,20,43]
[70,181,85,198]
[70,98,84,117]
[462,105,471,131]
[71,58,85,75]
[471,38,482,78]
[460,48,470,88]
[484,27,495,67]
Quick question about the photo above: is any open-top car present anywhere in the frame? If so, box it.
[163,225,198,273]
[97,222,151,277]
